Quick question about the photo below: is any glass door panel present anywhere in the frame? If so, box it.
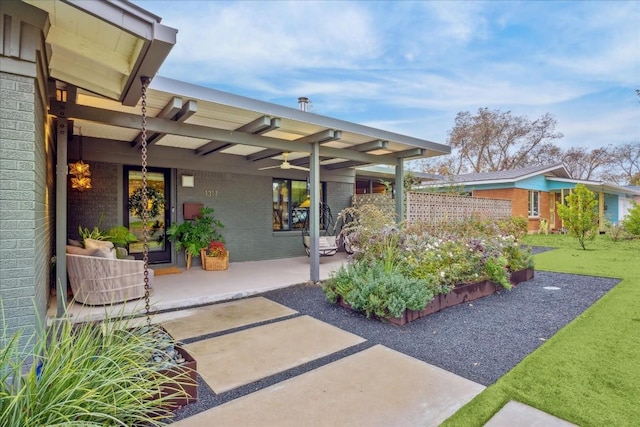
[124,166,171,263]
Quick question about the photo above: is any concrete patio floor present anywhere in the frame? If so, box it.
[47,252,348,324]
[46,252,578,426]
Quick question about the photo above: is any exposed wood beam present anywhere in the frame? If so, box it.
[290,140,387,167]
[236,116,281,135]
[381,148,425,159]
[195,141,232,156]
[50,103,400,165]
[290,156,324,167]
[131,97,183,148]
[246,148,283,162]
[214,116,282,157]
[295,129,341,144]
[353,140,389,152]
[132,99,197,149]
[324,160,370,170]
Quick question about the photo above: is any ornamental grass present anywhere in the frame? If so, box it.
[1,306,191,426]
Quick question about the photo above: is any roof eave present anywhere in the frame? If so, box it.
[150,76,451,156]
[62,0,177,106]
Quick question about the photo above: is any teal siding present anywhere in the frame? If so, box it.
[547,181,577,190]
[604,193,618,223]
[515,176,549,191]
[464,182,516,192]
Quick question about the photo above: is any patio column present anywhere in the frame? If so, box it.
[395,157,404,224]
[309,141,320,283]
[599,190,605,232]
[55,117,69,317]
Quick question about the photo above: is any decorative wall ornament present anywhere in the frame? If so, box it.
[69,130,92,191]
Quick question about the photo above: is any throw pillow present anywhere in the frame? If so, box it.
[66,245,94,256]
[67,239,83,248]
[84,239,116,259]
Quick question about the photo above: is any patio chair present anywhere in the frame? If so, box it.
[66,253,153,305]
[301,202,339,257]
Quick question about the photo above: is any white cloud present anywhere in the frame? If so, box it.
[138,0,640,152]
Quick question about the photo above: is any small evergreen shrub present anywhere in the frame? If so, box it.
[623,202,640,236]
[323,261,434,319]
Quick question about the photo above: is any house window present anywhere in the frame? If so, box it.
[528,191,540,217]
[272,179,325,231]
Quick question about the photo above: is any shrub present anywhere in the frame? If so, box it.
[323,261,434,319]
[557,184,599,249]
[623,201,640,236]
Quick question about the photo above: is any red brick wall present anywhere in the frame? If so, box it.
[472,188,552,233]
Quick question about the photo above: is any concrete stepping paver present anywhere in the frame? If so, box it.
[184,315,366,393]
[173,344,485,427]
[484,401,577,426]
[160,297,297,340]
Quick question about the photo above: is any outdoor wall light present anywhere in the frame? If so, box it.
[182,175,195,187]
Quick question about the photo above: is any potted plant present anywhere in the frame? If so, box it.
[77,222,138,259]
[200,241,229,271]
[167,207,224,270]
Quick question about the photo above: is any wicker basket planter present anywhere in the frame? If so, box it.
[200,249,229,271]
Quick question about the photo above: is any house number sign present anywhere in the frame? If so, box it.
[204,189,218,198]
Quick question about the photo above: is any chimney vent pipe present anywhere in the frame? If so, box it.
[298,97,309,112]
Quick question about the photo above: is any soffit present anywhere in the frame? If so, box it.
[24,0,176,105]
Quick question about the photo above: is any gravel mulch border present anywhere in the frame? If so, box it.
[171,249,619,421]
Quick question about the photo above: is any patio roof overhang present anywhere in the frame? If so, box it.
[52,75,450,169]
[24,0,177,106]
[37,0,450,314]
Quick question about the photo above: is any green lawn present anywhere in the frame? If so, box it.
[442,234,640,427]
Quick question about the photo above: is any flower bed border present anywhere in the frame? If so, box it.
[157,345,198,409]
[338,268,534,326]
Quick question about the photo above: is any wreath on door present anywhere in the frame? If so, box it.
[128,187,166,219]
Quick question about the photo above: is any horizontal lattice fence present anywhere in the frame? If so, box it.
[406,192,511,223]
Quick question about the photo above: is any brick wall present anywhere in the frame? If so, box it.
[326,181,353,221]
[472,188,551,233]
[66,165,353,265]
[67,161,120,240]
[0,71,49,349]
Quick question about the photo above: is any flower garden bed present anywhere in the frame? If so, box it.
[324,206,536,326]
[385,268,534,326]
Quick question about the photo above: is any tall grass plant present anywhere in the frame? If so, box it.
[1,307,192,426]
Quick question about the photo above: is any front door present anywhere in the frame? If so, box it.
[124,166,171,264]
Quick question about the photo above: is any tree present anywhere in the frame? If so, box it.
[562,145,614,180]
[556,184,599,250]
[420,108,563,175]
[600,142,640,185]
[622,202,640,236]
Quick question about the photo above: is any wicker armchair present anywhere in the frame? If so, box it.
[66,254,153,305]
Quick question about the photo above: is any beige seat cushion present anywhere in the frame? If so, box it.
[84,238,116,259]
[66,245,95,256]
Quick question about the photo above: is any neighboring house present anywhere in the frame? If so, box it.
[0,0,450,350]
[354,165,444,194]
[418,164,640,233]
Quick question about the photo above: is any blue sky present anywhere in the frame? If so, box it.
[136,1,639,152]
